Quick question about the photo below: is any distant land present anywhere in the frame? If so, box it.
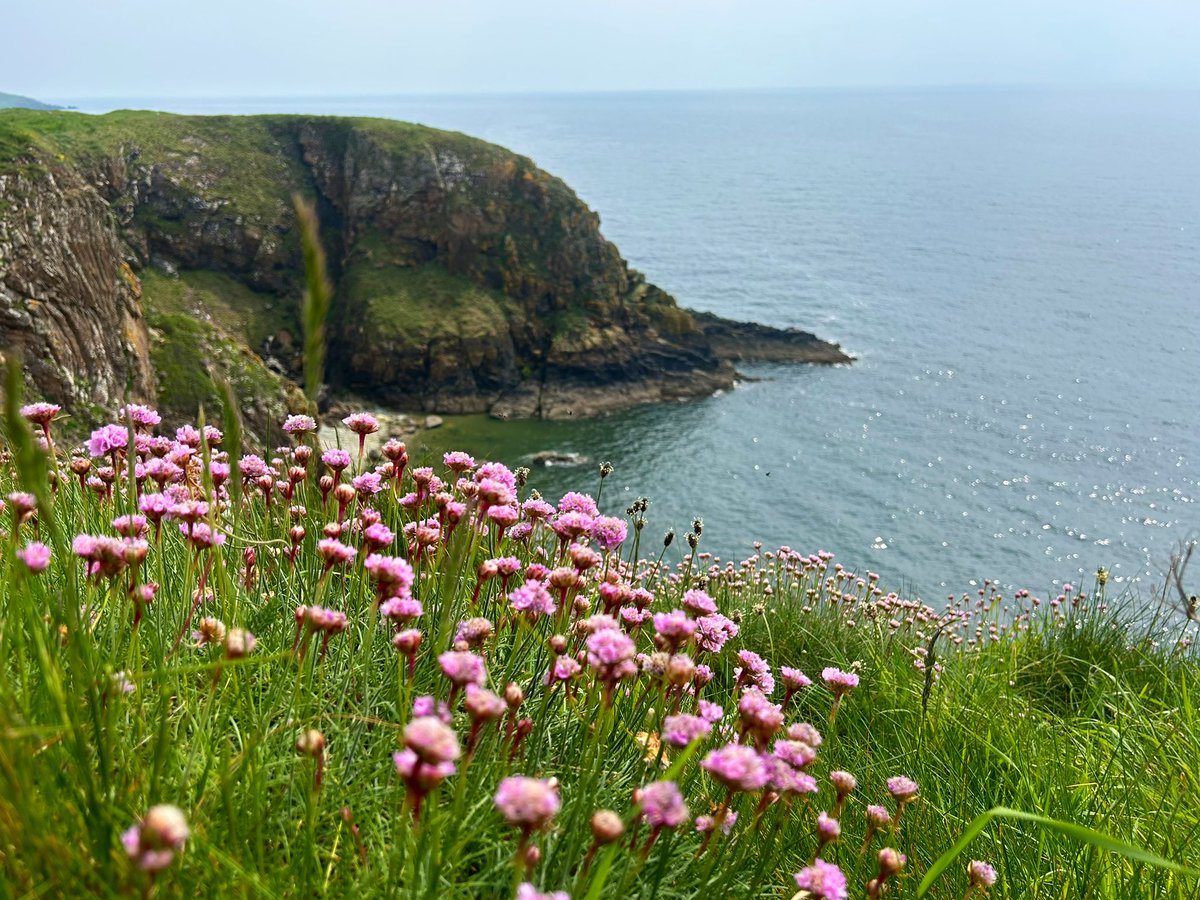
[0,91,61,110]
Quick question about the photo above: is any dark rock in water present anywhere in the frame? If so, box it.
[0,108,851,438]
[530,451,589,466]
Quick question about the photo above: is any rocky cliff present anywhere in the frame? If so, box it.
[0,109,850,437]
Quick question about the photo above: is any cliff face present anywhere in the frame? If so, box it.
[0,166,155,417]
[0,109,850,433]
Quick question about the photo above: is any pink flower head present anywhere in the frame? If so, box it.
[494,776,560,830]
[17,541,51,573]
[821,667,859,696]
[352,472,384,495]
[816,811,841,842]
[652,610,697,650]
[381,596,423,622]
[968,860,998,888]
[663,714,712,748]
[887,776,920,804]
[404,716,461,765]
[695,613,738,653]
[364,522,395,549]
[474,461,516,491]
[342,413,379,435]
[516,885,569,900]
[509,579,557,620]
[701,744,770,792]
[637,781,689,828]
[794,859,848,900]
[442,451,476,472]
[393,749,455,791]
[438,650,486,687]
[866,804,892,829]
[283,414,318,434]
[122,804,189,872]
[20,402,60,426]
[464,684,506,722]
[365,553,415,597]
[322,449,352,472]
[681,588,718,617]
[738,688,784,742]
[830,771,857,796]
[557,491,599,518]
[87,424,128,458]
[589,515,628,552]
[119,403,161,428]
[585,628,638,684]
[698,699,724,723]
[781,666,812,692]
[773,739,818,770]
[735,650,775,694]
[695,811,737,835]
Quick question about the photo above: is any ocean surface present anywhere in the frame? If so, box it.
[67,89,1199,597]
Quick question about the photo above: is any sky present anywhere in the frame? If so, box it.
[4,0,1200,99]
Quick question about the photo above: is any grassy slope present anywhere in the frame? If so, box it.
[0,421,1195,898]
[139,269,300,431]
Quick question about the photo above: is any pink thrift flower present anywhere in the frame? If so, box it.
[695,613,738,653]
[968,860,998,888]
[638,781,689,828]
[663,714,712,747]
[438,650,486,687]
[87,423,128,458]
[318,538,356,567]
[20,402,60,426]
[652,610,697,650]
[589,515,628,552]
[794,859,848,900]
[283,414,317,434]
[681,588,718,617]
[781,666,812,691]
[821,667,860,696]
[404,716,461,765]
[556,491,598,517]
[352,472,384,495]
[701,744,770,792]
[342,413,379,435]
[735,650,775,694]
[816,811,841,842]
[509,579,557,620]
[122,804,189,872]
[322,449,352,472]
[887,776,920,804]
[517,884,569,900]
[494,776,560,830]
[17,541,51,573]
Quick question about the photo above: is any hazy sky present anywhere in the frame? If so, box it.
[6,0,1200,98]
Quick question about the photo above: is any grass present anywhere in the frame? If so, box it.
[0,387,1196,898]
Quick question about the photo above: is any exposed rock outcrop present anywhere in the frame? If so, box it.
[0,109,851,434]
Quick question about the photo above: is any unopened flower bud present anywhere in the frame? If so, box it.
[591,809,625,844]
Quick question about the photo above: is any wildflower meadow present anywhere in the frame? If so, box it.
[1,378,1198,899]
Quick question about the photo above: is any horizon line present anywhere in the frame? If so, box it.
[37,81,1200,104]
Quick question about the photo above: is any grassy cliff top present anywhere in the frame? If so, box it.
[0,108,541,221]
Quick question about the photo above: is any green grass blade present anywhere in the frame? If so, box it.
[917,806,1200,896]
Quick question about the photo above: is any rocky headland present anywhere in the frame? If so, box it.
[0,109,850,442]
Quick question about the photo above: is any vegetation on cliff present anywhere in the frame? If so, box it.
[0,380,1196,898]
[0,108,849,437]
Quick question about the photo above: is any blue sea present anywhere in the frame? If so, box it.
[69,89,1199,597]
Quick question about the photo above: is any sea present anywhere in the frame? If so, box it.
[65,89,1199,598]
